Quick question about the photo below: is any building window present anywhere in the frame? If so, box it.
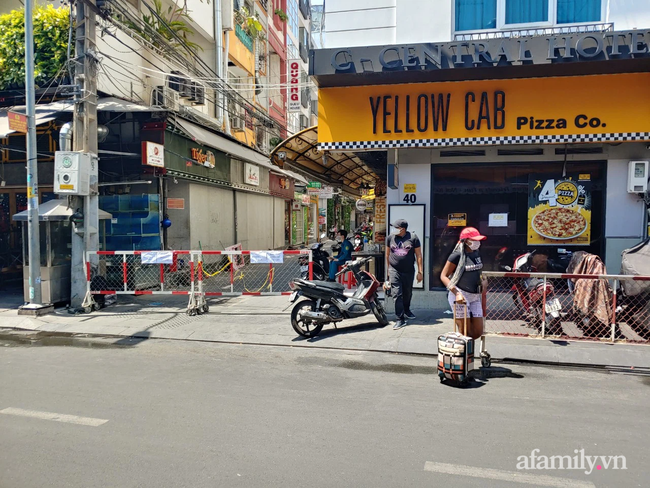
[455,0,600,32]
[455,0,497,31]
[505,0,548,25]
[288,0,299,39]
[557,0,600,23]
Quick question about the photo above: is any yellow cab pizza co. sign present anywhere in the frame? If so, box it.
[317,73,650,148]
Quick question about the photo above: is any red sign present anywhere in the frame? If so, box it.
[167,198,185,210]
[269,173,294,199]
[8,111,27,133]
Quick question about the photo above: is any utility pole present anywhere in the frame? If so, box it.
[70,0,99,309]
[23,0,43,306]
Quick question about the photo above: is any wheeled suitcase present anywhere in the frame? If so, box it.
[437,301,475,384]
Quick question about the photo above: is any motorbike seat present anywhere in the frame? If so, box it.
[311,280,345,291]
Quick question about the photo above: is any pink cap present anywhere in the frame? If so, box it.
[460,227,486,241]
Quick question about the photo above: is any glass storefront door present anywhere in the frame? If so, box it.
[430,161,605,288]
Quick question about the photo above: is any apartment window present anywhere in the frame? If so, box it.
[455,0,497,31]
[288,0,299,39]
[455,0,600,32]
[506,0,548,24]
[557,0,601,23]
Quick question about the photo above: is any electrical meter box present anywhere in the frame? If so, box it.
[628,161,649,193]
[54,151,95,195]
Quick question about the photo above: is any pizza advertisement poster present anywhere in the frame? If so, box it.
[528,174,591,246]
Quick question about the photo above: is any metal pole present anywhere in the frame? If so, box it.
[24,0,42,305]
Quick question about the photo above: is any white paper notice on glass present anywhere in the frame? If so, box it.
[488,213,508,227]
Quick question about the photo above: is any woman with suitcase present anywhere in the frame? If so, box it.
[440,227,487,340]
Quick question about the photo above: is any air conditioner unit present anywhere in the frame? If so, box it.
[190,82,205,105]
[178,76,192,99]
[231,116,245,131]
[152,86,180,111]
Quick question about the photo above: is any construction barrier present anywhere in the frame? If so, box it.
[83,249,313,314]
[484,271,650,343]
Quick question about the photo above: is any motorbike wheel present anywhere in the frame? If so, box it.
[371,294,389,327]
[291,300,324,338]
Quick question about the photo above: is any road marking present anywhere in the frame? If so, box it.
[0,408,109,427]
[424,461,596,488]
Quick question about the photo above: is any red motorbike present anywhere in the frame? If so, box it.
[289,257,388,337]
[503,251,563,335]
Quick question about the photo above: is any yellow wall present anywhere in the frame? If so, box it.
[318,73,650,144]
[228,30,255,76]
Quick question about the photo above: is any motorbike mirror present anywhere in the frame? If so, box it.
[320,233,327,239]
[502,265,512,271]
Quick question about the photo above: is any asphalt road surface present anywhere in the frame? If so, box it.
[1,333,648,488]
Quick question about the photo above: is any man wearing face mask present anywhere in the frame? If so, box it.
[328,229,353,281]
[386,219,423,330]
[440,227,487,339]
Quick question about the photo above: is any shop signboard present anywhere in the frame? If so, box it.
[528,174,591,246]
[355,199,368,212]
[448,213,467,227]
[190,147,215,168]
[269,173,294,198]
[317,73,650,149]
[244,163,260,186]
[319,186,334,199]
[301,194,311,205]
[374,197,387,234]
[8,111,27,133]
[288,60,301,113]
[142,141,165,168]
[307,182,322,194]
[403,184,416,193]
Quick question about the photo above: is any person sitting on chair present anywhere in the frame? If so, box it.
[328,229,353,281]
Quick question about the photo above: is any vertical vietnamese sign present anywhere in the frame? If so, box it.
[288,59,301,113]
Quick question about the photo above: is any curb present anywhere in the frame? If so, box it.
[3,326,649,372]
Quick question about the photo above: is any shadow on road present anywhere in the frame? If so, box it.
[113,330,152,346]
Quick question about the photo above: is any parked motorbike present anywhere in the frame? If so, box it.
[289,257,388,337]
[298,242,330,281]
[503,250,565,335]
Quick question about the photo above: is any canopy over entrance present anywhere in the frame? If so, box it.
[270,127,385,195]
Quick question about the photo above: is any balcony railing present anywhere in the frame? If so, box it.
[236,23,254,52]
[299,0,311,20]
[260,0,268,11]
[453,22,614,41]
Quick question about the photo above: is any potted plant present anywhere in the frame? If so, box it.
[274,8,288,22]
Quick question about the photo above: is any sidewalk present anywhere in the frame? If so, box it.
[1,294,649,369]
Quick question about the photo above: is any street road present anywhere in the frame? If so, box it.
[1,335,648,487]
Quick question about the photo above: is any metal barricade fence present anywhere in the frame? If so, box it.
[484,271,650,343]
[84,249,313,314]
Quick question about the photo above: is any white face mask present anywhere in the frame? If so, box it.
[392,227,402,235]
[467,240,481,251]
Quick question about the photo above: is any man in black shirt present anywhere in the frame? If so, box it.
[385,219,423,330]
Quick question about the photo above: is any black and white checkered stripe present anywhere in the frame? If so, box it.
[318,132,650,151]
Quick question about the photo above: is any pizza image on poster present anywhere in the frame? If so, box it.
[528,174,591,246]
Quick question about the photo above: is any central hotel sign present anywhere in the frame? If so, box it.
[317,73,650,147]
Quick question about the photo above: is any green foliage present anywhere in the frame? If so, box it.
[269,136,282,149]
[123,0,202,53]
[274,8,288,22]
[234,7,263,40]
[0,4,72,90]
